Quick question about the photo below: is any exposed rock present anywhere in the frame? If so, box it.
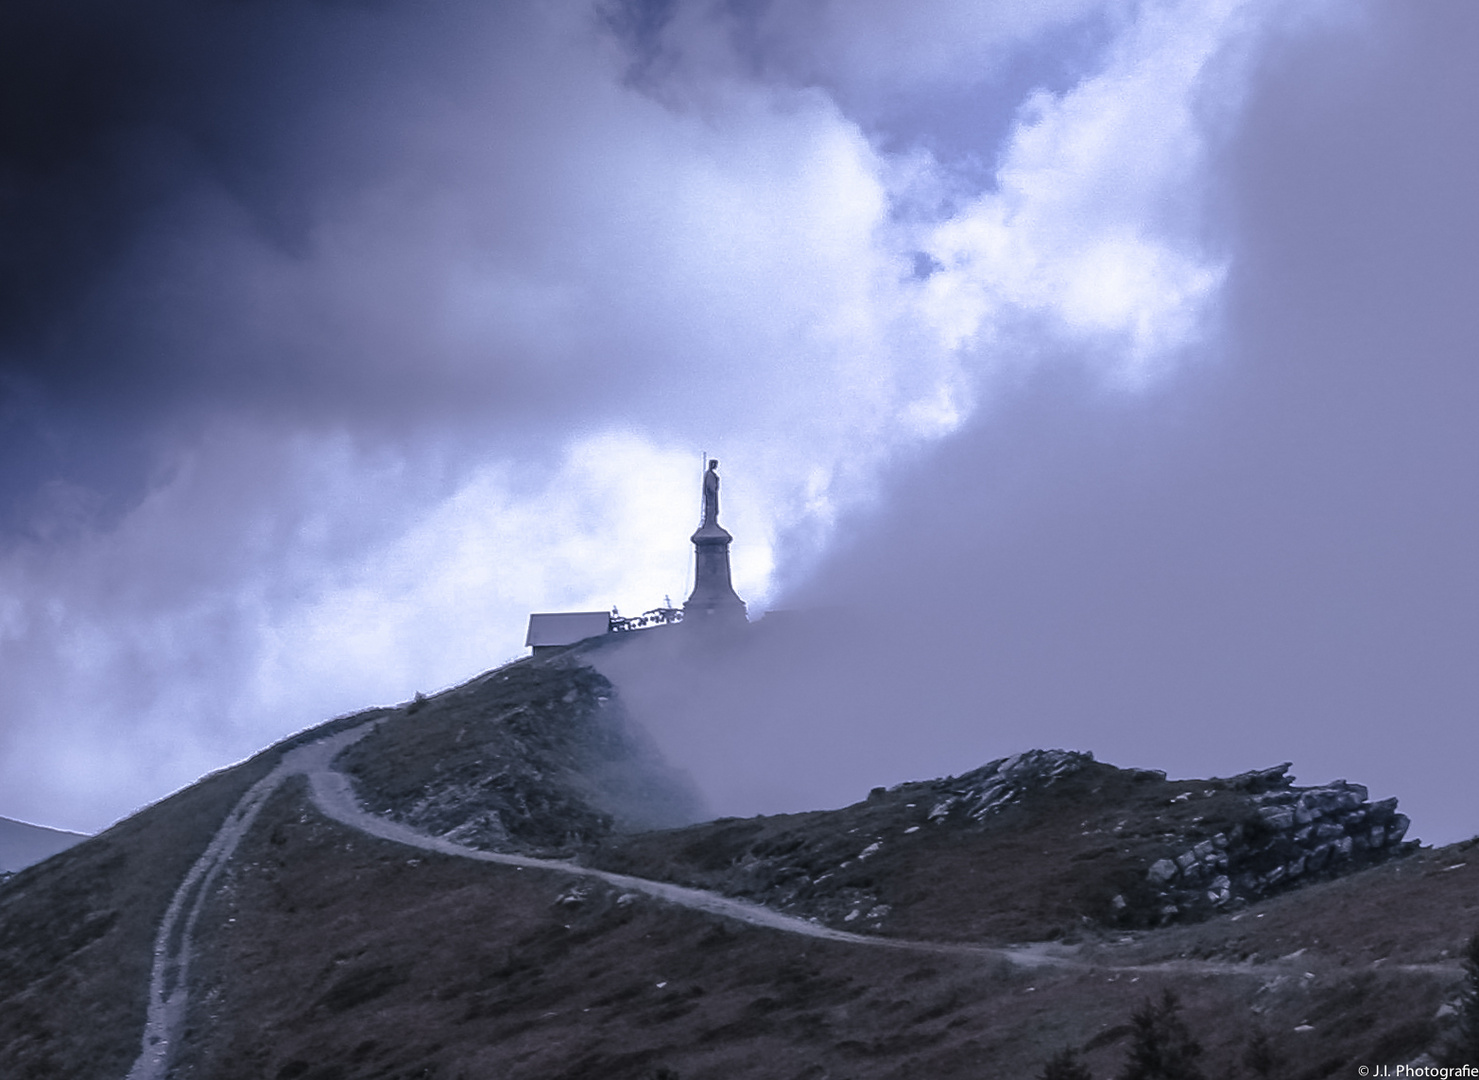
[925,750,1095,824]
[1225,763,1293,793]
[346,668,1417,939]
[1258,805,1296,831]
[1141,771,1417,921]
[338,658,705,857]
[1148,859,1178,885]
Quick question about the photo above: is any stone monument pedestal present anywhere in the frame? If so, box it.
[684,458,746,626]
[684,521,747,625]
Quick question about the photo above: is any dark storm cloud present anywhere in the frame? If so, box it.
[0,1,672,532]
[0,0,401,528]
[1,0,338,377]
[3,0,980,829]
[7,0,1473,855]
[0,0,1169,538]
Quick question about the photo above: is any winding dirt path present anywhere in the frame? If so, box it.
[124,725,382,1080]
[306,751,1087,969]
[124,716,1460,1078]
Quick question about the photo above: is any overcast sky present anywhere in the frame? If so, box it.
[2,0,1475,843]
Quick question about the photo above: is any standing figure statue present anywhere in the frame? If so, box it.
[702,458,720,528]
[685,456,746,624]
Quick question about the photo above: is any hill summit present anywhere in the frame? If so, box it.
[0,653,1474,1079]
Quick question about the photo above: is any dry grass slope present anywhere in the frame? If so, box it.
[1,657,1475,1079]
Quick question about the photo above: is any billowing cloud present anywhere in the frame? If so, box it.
[6,0,1474,849]
[608,0,1479,846]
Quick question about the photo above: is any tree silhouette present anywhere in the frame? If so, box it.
[1437,930,1479,1067]
[1116,990,1206,1080]
[1242,1027,1279,1078]
[1039,1046,1094,1080]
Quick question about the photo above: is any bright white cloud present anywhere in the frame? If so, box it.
[919,0,1248,381]
[0,426,770,832]
[0,0,1316,830]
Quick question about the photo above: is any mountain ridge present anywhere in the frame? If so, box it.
[0,653,1472,1079]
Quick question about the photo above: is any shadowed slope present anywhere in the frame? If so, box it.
[0,656,1473,1079]
[338,657,705,855]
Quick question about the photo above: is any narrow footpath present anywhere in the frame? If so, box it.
[122,716,1457,1079]
[123,725,382,1080]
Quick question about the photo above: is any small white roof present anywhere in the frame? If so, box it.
[525,611,611,647]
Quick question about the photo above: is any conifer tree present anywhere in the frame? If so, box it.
[1039,1046,1094,1080]
[1437,930,1479,1067]
[1116,990,1206,1080]
[1242,1028,1279,1078]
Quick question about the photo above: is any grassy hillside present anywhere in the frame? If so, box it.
[0,653,1473,1078]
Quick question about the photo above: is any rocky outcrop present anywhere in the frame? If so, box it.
[593,750,1420,940]
[921,750,1095,824]
[338,658,1418,938]
[592,750,1109,934]
[338,659,705,856]
[1138,764,1414,922]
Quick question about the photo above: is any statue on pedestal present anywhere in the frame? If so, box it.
[685,456,746,624]
[702,459,720,528]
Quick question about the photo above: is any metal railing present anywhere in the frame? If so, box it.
[609,606,683,633]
